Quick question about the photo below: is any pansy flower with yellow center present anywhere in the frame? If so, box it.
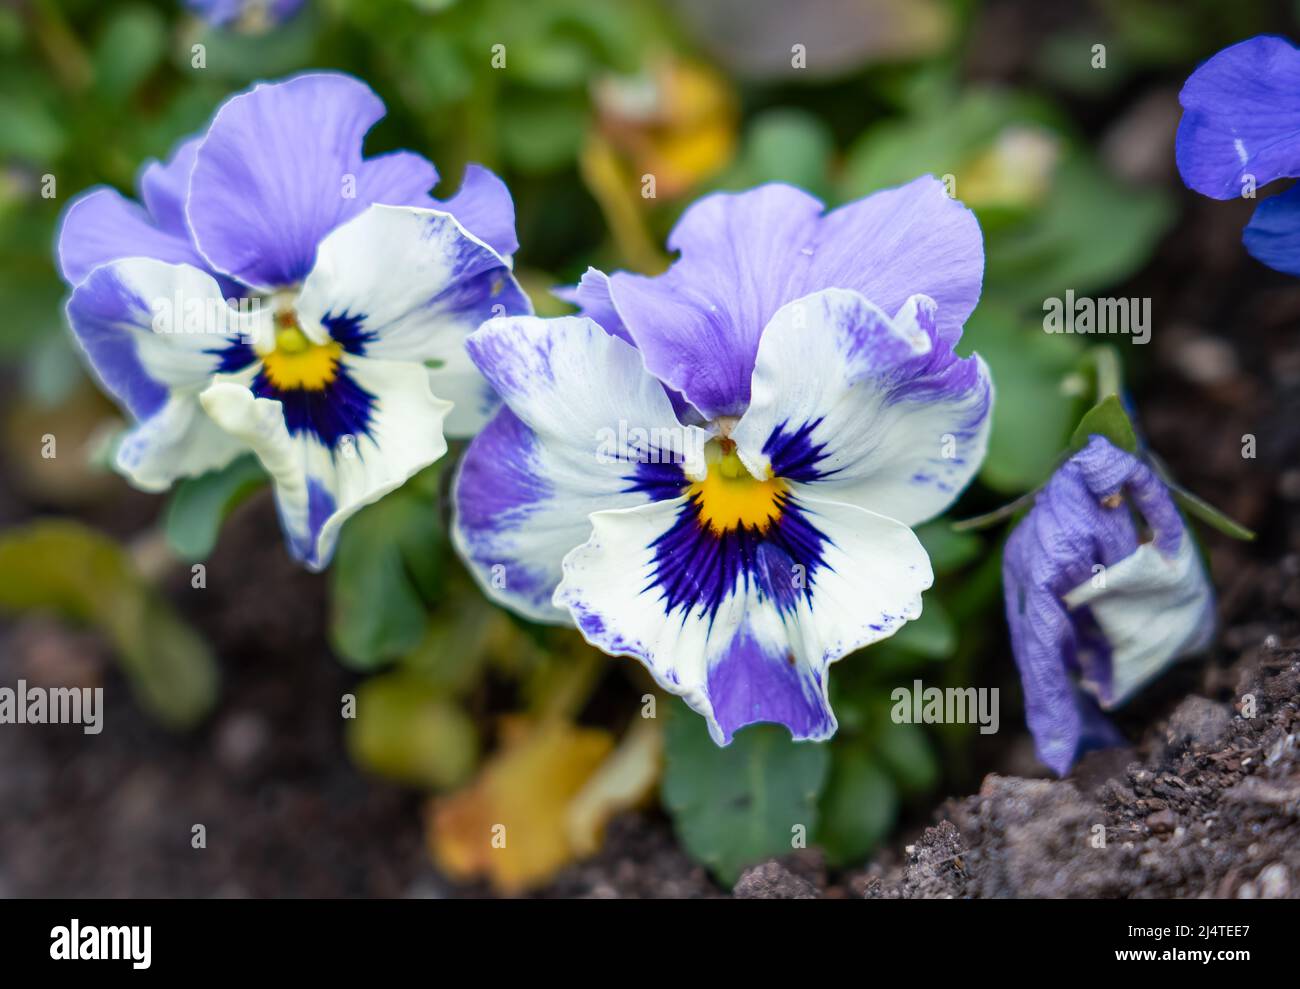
[454,179,993,744]
[57,72,529,570]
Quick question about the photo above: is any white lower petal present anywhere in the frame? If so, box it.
[731,287,992,528]
[200,356,451,570]
[1064,535,1216,708]
[554,490,933,743]
[116,394,247,492]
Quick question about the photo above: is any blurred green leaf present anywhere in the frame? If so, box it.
[727,108,833,195]
[93,5,166,104]
[965,307,1087,493]
[1069,393,1139,454]
[329,467,444,669]
[346,670,478,788]
[874,720,940,794]
[816,744,897,867]
[0,93,66,161]
[1171,486,1256,541]
[182,8,320,82]
[0,520,217,729]
[163,454,267,561]
[915,520,981,574]
[840,88,1059,203]
[888,596,956,659]
[985,154,1174,307]
[499,91,588,172]
[661,704,828,885]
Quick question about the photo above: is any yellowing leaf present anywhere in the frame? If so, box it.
[566,715,662,857]
[427,717,613,893]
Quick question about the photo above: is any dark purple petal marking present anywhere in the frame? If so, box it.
[642,487,831,625]
[707,628,834,743]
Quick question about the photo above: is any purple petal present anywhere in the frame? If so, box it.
[64,258,248,420]
[1242,183,1300,276]
[435,163,520,258]
[707,626,835,743]
[1003,436,1205,774]
[138,137,201,239]
[604,177,983,419]
[1176,35,1300,199]
[185,0,305,28]
[607,184,822,419]
[187,73,439,290]
[556,267,633,344]
[57,188,205,286]
[803,176,983,351]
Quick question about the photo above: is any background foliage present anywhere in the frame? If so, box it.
[0,0,1279,890]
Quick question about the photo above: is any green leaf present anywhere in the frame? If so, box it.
[0,520,218,729]
[915,520,981,574]
[985,153,1174,308]
[163,454,267,561]
[730,109,833,195]
[661,703,829,885]
[499,91,588,172]
[1169,484,1256,542]
[964,306,1087,493]
[874,720,940,794]
[816,745,897,867]
[346,671,479,789]
[93,5,166,103]
[1069,393,1138,454]
[888,597,956,659]
[329,469,445,670]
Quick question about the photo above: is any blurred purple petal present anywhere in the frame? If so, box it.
[1242,183,1300,276]
[1176,35,1300,199]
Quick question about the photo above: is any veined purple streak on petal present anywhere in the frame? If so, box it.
[622,459,831,625]
[212,312,375,449]
[1002,436,1202,775]
[707,628,834,741]
[63,268,170,419]
[570,177,983,419]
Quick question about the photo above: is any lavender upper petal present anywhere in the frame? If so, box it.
[186,73,439,290]
[603,177,983,419]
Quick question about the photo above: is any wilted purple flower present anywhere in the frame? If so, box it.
[1003,436,1216,775]
[453,178,992,744]
[1176,34,1300,275]
[185,0,306,31]
[57,72,528,569]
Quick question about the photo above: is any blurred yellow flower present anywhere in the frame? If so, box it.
[591,56,738,200]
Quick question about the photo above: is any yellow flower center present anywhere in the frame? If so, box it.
[688,440,786,535]
[260,310,342,391]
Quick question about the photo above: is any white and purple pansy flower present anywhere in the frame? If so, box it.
[453,178,993,745]
[1002,436,1216,776]
[184,0,306,31]
[57,72,529,570]
[1177,34,1300,276]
